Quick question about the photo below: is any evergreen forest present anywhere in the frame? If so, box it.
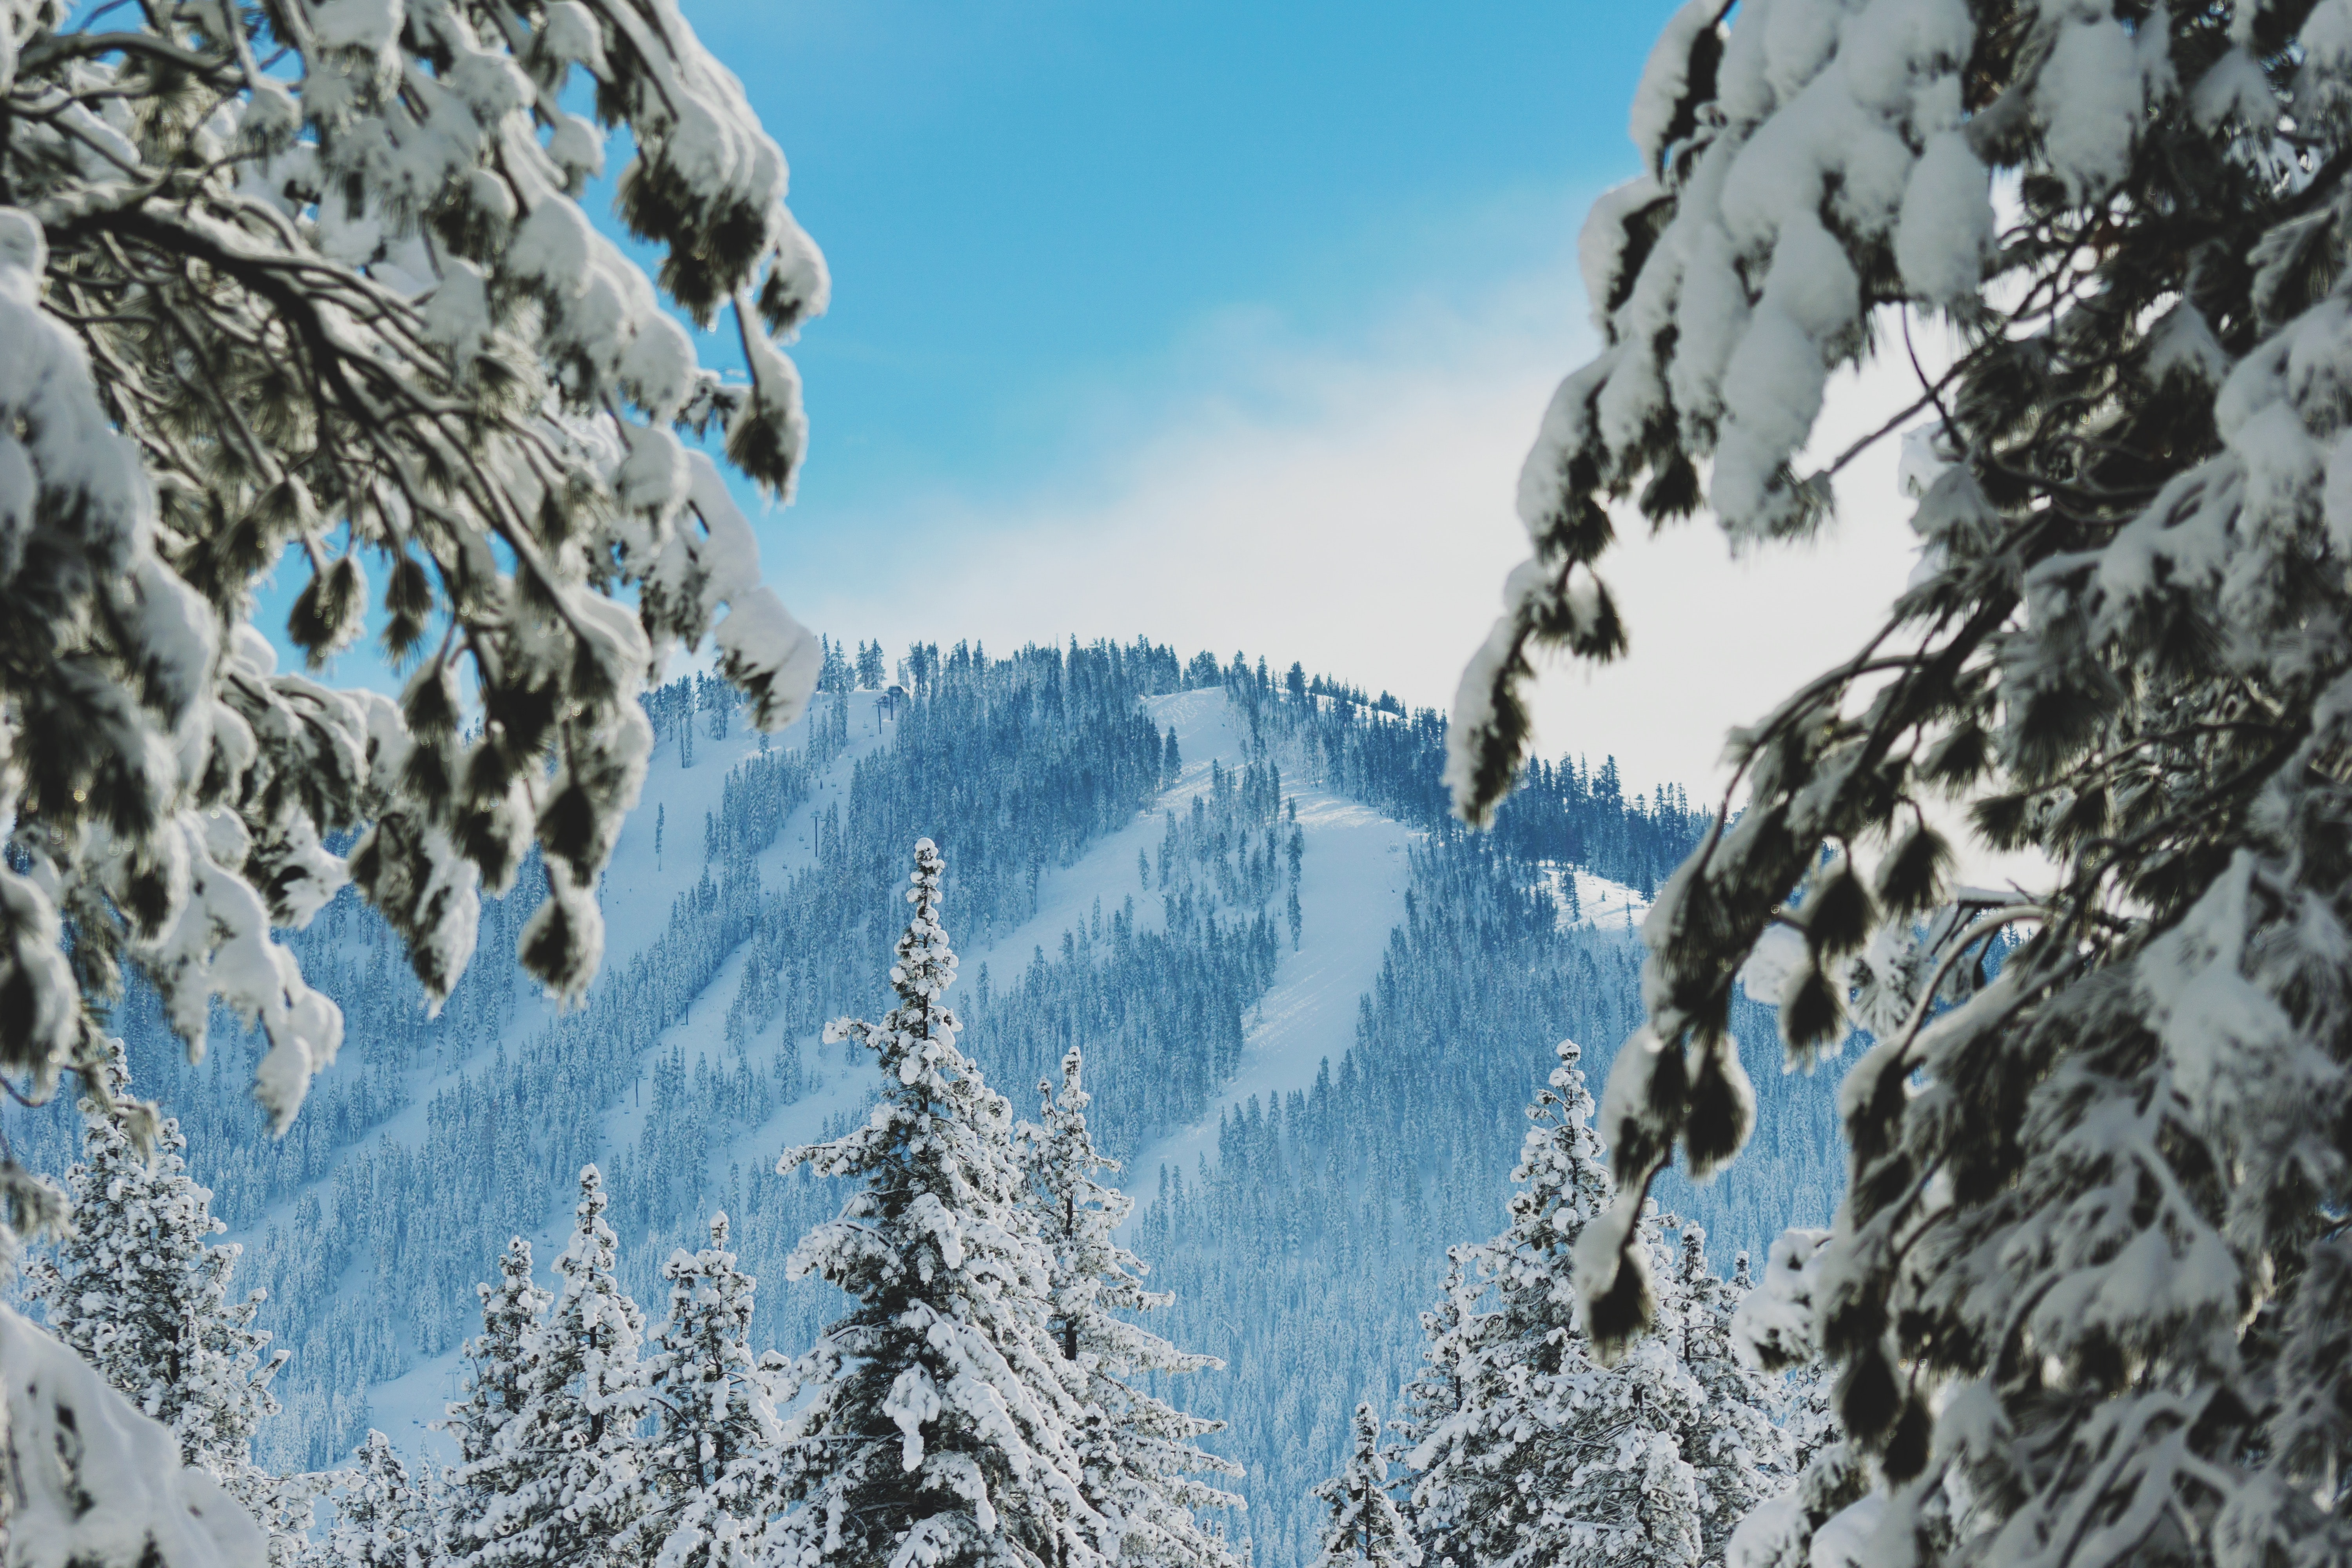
[6,640,1841,1565]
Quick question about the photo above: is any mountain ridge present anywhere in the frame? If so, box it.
[4,640,1841,1565]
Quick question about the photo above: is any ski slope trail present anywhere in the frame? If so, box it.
[329,684,1565,1461]
[1121,694,1416,1198]
[919,686,1423,1201]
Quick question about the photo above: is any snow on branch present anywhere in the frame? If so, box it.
[1,0,833,1544]
[1,1304,268,1568]
[0,0,831,1147]
[1456,0,2352,1562]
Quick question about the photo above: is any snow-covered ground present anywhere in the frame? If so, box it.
[918,687,1423,1204]
[1541,863,1653,934]
[1119,695,1417,1196]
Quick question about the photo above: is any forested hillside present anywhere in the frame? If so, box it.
[5,638,1843,1561]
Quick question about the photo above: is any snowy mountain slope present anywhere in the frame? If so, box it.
[13,641,1842,1558]
[307,681,1463,1463]
[1541,862,1654,934]
[601,701,899,952]
[254,693,904,1462]
[1124,692,1417,1193]
[236,694,889,1185]
[892,684,1426,1198]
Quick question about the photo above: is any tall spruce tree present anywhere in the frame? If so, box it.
[1658,1230,1787,1568]
[1306,1406,1420,1568]
[442,1237,553,1568]
[770,840,1103,1568]
[1397,1040,1704,1568]
[502,1168,650,1568]
[24,1045,318,1565]
[1022,1047,1243,1568]
[1446,0,2352,1560]
[640,1213,786,1568]
[323,1431,436,1568]
[1390,1246,1481,1551]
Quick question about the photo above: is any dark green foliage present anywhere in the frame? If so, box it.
[1779,965,1844,1059]
[403,664,459,741]
[1680,1040,1752,1178]
[722,395,797,497]
[286,556,366,668]
[1873,823,1950,920]
[379,552,435,663]
[1456,3,2352,1555]
[1800,860,1874,959]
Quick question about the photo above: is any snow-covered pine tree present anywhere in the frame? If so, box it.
[3,0,832,1551]
[1022,1047,1243,1568]
[1389,1247,1483,1554]
[770,839,1104,1568]
[323,1431,436,1568]
[1306,1405,1419,1568]
[1448,0,2352,1560]
[639,1213,785,1568]
[416,1456,452,1564]
[1659,1229,1786,1568]
[481,1168,650,1568]
[1398,1040,1704,1568]
[1724,1231,1860,1568]
[25,1049,277,1460]
[22,1045,319,1565]
[0,0,831,1286]
[441,1238,553,1568]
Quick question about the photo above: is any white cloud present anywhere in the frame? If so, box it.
[763,272,1941,803]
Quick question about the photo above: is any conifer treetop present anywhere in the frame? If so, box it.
[439,1236,552,1566]
[641,1210,784,1568]
[1308,1405,1421,1568]
[1029,1046,1178,1333]
[548,1165,648,1434]
[1501,1039,1625,1334]
[459,1166,649,1568]
[772,838,1105,1568]
[454,1236,555,1448]
[328,1430,434,1568]
[1023,1045,1241,1568]
[1397,1039,1712,1568]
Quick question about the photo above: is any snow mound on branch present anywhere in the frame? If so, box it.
[2,1305,268,1568]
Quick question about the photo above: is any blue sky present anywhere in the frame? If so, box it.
[697,1,1677,511]
[276,1,1930,793]
[695,1,1930,793]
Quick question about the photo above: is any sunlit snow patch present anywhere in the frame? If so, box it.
[1535,862,1652,934]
